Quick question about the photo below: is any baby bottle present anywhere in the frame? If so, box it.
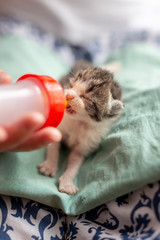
[0,74,66,128]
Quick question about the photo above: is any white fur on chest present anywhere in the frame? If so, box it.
[58,113,115,156]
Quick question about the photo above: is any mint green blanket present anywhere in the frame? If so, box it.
[0,35,160,215]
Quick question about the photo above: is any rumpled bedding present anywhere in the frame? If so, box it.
[0,17,160,239]
[0,35,160,216]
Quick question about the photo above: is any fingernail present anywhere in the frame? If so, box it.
[0,128,8,142]
[0,71,12,84]
[32,113,46,125]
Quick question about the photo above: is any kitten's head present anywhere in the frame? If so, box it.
[64,67,124,122]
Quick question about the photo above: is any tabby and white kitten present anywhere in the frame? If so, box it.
[38,61,124,194]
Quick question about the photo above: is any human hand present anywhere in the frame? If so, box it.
[0,70,62,152]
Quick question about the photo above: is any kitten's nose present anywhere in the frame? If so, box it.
[65,93,75,101]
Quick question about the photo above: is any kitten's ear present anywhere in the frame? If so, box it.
[108,99,124,116]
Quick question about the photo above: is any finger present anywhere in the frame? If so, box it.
[10,127,62,151]
[0,70,12,84]
[0,112,45,152]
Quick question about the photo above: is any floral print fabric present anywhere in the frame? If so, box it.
[0,182,160,239]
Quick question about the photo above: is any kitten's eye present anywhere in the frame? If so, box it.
[80,94,87,100]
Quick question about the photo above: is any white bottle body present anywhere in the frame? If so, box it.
[0,79,49,126]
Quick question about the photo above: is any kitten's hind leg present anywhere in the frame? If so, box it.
[59,150,84,195]
[38,142,60,178]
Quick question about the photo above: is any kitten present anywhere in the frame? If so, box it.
[38,61,124,195]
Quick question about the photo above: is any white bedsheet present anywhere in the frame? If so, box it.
[0,0,160,44]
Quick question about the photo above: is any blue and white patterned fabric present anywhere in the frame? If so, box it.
[0,182,160,239]
[0,16,160,239]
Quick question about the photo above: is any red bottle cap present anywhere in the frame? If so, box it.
[17,74,65,128]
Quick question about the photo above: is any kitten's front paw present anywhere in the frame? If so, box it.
[38,161,57,178]
[59,176,78,195]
